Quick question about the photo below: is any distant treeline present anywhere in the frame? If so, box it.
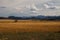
[0,15,60,20]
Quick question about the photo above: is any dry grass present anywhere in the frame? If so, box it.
[0,19,60,32]
[0,20,60,40]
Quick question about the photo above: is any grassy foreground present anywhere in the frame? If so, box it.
[0,20,60,40]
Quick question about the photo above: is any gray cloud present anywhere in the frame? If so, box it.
[0,0,60,17]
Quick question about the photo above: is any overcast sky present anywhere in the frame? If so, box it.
[0,0,60,17]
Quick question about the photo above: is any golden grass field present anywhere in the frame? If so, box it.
[0,19,60,40]
[0,19,60,32]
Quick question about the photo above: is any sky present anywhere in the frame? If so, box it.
[0,0,60,17]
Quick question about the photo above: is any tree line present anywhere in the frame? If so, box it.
[0,16,60,20]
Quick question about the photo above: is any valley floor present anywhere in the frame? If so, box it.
[0,20,60,32]
[0,20,60,40]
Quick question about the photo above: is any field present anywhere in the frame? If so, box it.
[0,19,60,32]
[0,19,60,40]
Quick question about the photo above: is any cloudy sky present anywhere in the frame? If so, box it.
[0,0,60,17]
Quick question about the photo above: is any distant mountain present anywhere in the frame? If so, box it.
[6,15,60,20]
[35,15,60,20]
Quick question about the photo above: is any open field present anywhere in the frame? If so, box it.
[0,19,60,32]
[0,19,60,40]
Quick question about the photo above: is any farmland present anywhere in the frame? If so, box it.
[0,19,60,40]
